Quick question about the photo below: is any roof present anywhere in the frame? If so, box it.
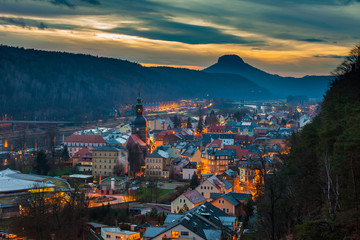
[73,147,92,157]
[125,134,147,147]
[64,134,106,143]
[183,161,197,169]
[206,139,223,149]
[146,152,166,158]
[164,214,183,224]
[146,202,235,240]
[93,145,123,152]
[102,227,138,235]
[182,190,206,204]
[210,192,252,206]
[87,222,108,228]
[206,175,224,190]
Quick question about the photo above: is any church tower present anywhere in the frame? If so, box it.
[131,91,147,144]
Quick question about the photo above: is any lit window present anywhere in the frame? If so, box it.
[171,231,179,238]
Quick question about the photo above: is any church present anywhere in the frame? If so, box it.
[125,92,149,152]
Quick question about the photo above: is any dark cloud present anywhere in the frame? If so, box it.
[313,54,346,59]
[47,0,101,7]
[109,19,266,45]
[81,0,100,5]
[0,17,48,29]
[301,38,327,43]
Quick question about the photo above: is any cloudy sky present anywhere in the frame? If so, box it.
[0,0,359,77]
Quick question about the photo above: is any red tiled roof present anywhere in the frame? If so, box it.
[64,134,106,144]
[74,147,93,156]
[223,145,244,159]
[125,134,147,147]
[183,190,206,204]
[206,139,223,149]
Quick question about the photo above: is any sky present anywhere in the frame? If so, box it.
[0,0,359,77]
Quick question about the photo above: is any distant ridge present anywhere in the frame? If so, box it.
[204,55,333,98]
[0,46,271,121]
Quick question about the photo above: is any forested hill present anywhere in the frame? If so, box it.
[256,44,360,239]
[0,46,271,121]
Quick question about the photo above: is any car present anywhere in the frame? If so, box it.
[168,179,173,183]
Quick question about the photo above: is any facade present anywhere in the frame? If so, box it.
[72,147,92,173]
[144,152,170,179]
[182,162,197,180]
[195,175,227,199]
[144,202,238,240]
[64,134,106,157]
[171,189,206,213]
[101,227,141,240]
[200,149,235,175]
[131,94,148,144]
[92,145,128,177]
[210,192,252,217]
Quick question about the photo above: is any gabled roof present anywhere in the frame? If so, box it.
[125,134,147,147]
[183,161,197,169]
[205,139,223,149]
[182,190,206,205]
[211,192,252,206]
[64,134,106,144]
[145,202,235,240]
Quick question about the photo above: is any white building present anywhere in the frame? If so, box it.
[101,227,140,240]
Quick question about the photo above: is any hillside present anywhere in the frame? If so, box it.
[255,44,360,239]
[204,55,332,98]
[0,46,271,121]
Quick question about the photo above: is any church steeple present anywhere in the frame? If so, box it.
[131,91,147,144]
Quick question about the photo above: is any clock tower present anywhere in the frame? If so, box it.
[131,92,147,144]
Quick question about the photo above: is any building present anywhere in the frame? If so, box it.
[171,189,206,213]
[72,147,92,173]
[195,175,229,199]
[210,192,252,217]
[182,162,197,180]
[92,145,128,177]
[101,227,141,240]
[64,134,106,157]
[200,149,235,175]
[144,202,238,240]
[131,93,148,144]
[145,151,170,179]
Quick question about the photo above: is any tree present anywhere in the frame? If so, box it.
[113,162,125,177]
[33,150,50,175]
[196,108,204,133]
[190,173,199,189]
[127,143,143,177]
[186,117,192,129]
[173,115,181,129]
[61,145,70,163]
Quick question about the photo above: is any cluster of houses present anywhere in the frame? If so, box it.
[59,97,318,239]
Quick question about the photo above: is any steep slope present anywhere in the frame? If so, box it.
[204,55,332,98]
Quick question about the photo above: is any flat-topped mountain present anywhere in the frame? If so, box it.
[204,55,332,97]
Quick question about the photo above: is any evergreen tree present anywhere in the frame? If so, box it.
[190,173,199,189]
[33,150,50,175]
[186,117,192,129]
[173,115,181,129]
[196,108,204,133]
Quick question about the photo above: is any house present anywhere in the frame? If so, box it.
[175,142,201,165]
[200,149,235,175]
[149,119,169,131]
[72,147,93,173]
[144,202,238,240]
[92,145,128,177]
[145,151,170,179]
[195,175,229,199]
[182,162,197,180]
[201,134,235,147]
[210,192,252,217]
[101,227,141,240]
[63,134,106,157]
[171,157,189,177]
[171,190,206,213]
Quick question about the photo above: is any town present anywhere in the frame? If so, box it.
[0,94,317,240]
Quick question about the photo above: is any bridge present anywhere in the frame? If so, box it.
[0,120,74,134]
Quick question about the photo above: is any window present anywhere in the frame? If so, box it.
[109,159,111,163]
[109,153,111,156]
[181,231,189,236]
[222,200,224,203]
[200,186,203,189]
[219,200,221,203]
[223,208,226,212]
[211,187,213,190]
[116,237,121,240]
[227,209,229,213]
[180,199,182,203]
[171,231,179,238]
[104,159,107,163]
[106,234,111,238]
[104,153,107,156]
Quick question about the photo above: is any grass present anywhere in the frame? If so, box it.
[135,188,174,203]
